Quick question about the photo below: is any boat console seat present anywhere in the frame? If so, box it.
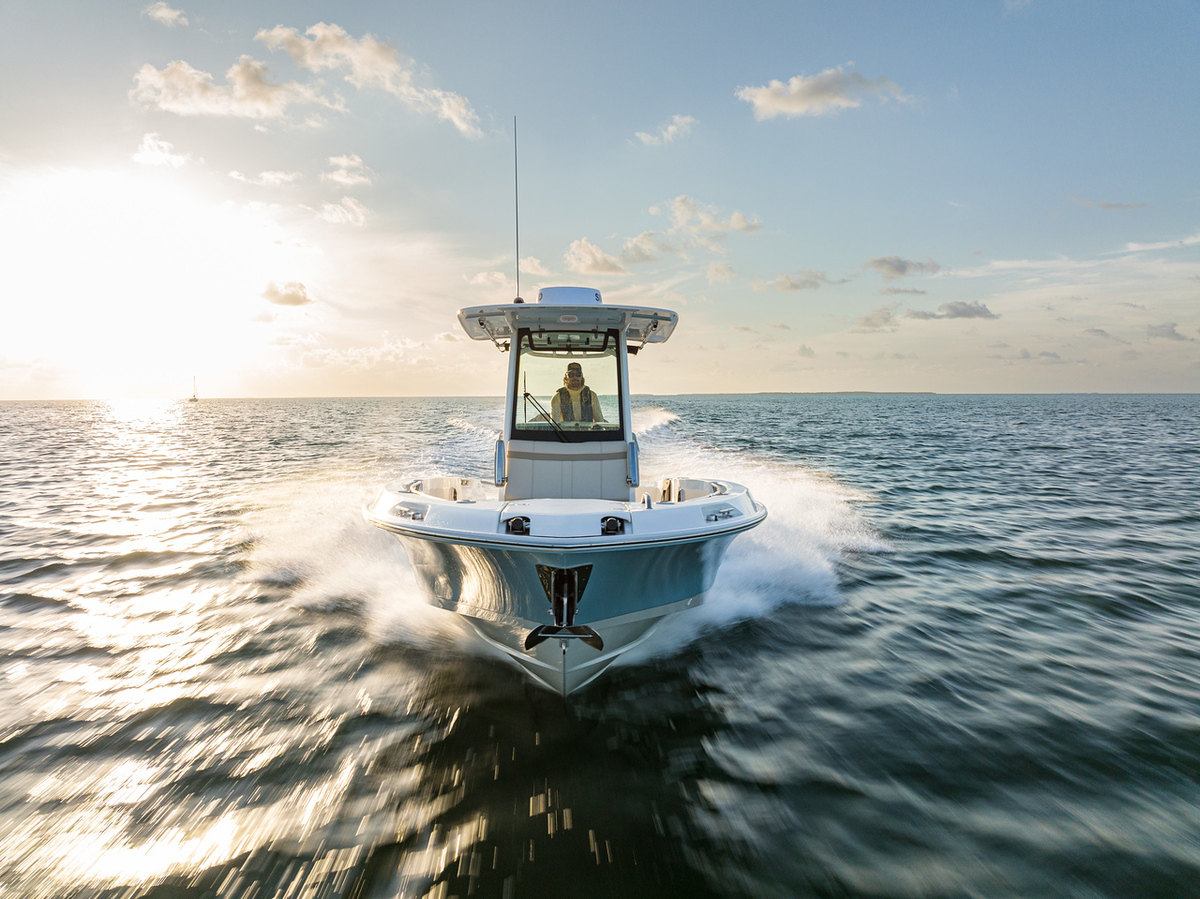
[503,440,634,502]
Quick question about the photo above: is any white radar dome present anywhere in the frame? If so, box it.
[537,287,602,305]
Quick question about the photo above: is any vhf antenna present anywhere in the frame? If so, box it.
[513,116,523,303]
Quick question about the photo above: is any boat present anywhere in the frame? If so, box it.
[187,377,199,402]
[364,286,767,694]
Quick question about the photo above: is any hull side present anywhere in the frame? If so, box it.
[391,534,735,694]
[467,597,697,694]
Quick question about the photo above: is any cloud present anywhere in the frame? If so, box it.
[906,300,999,320]
[230,170,301,186]
[881,287,927,295]
[262,281,312,306]
[1119,233,1200,253]
[1068,195,1147,211]
[652,195,762,241]
[256,23,482,137]
[564,238,628,275]
[737,65,907,119]
[619,231,681,264]
[132,133,189,167]
[862,255,942,280]
[319,197,368,226]
[322,154,371,186]
[706,262,736,284]
[1082,327,1130,344]
[856,304,900,331]
[1146,322,1194,341]
[469,271,508,286]
[143,3,188,27]
[635,114,696,146]
[520,256,551,276]
[131,57,334,118]
[752,269,832,292]
[798,344,816,358]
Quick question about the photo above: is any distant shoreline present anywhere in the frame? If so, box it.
[7,392,1200,402]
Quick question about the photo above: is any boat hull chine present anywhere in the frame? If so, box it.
[390,533,729,695]
[466,596,696,695]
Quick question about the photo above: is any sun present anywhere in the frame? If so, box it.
[0,167,312,398]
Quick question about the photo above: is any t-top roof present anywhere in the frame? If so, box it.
[457,287,678,347]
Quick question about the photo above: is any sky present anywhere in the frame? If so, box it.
[1,0,1198,399]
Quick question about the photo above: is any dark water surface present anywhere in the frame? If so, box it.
[1,395,1198,898]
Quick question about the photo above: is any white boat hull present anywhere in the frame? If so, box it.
[366,477,765,695]
[391,530,735,694]
[468,596,698,694]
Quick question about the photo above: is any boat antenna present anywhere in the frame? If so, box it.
[513,116,523,304]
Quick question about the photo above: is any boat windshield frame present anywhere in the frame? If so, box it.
[510,327,626,443]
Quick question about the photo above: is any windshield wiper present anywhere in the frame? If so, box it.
[523,391,569,442]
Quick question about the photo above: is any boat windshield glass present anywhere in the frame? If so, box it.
[512,328,623,442]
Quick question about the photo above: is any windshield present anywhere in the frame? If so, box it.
[512,328,624,442]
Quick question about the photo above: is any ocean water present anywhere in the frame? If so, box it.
[1,394,1198,899]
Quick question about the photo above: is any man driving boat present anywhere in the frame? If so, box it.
[550,361,606,423]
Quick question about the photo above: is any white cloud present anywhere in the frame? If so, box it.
[905,300,999,320]
[646,195,762,253]
[130,57,335,118]
[320,197,368,226]
[262,281,312,306]
[143,3,188,27]
[635,114,696,146]
[469,271,508,286]
[619,231,682,264]
[132,133,189,167]
[564,238,629,275]
[230,170,302,186]
[798,344,816,358]
[862,255,943,280]
[520,256,551,277]
[706,262,736,284]
[322,154,371,187]
[256,23,482,137]
[655,195,762,238]
[737,65,907,119]
[752,270,832,292]
[1119,232,1200,253]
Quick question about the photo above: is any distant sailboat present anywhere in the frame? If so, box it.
[188,377,199,402]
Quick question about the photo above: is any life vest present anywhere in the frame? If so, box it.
[556,386,595,421]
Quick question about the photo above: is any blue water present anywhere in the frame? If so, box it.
[1,395,1198,898]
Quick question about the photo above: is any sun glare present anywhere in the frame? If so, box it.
[0,169,312,398]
